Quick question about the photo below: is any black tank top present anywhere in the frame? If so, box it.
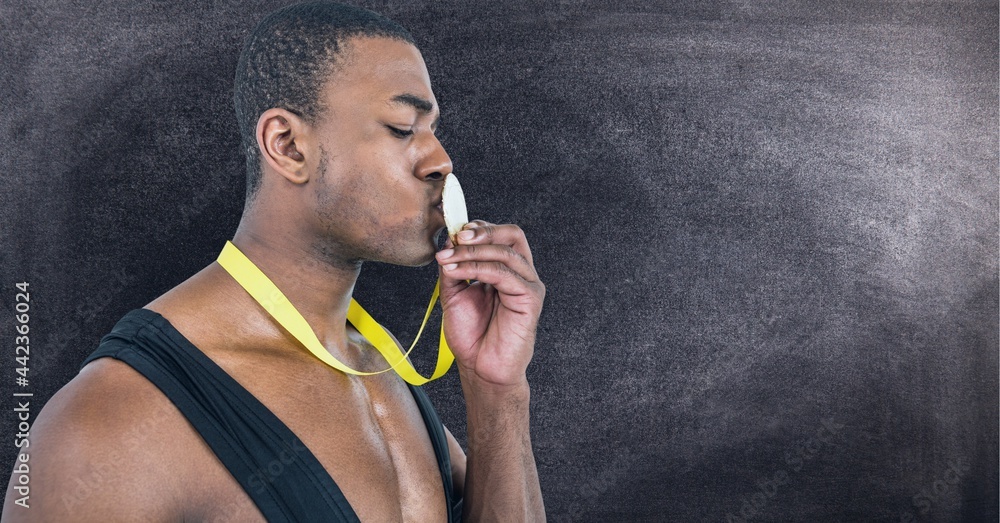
[81,308,462,522]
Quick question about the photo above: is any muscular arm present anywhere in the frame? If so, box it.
[444,384,542,522]
[2,360,186,522]
[461,379,542,521]
[436,221,546,521]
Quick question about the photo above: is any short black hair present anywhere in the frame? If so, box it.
[233,2,415,202]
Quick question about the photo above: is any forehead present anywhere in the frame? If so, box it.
[319,36,436,115]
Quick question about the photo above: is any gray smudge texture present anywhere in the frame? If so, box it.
[1,1,996,521]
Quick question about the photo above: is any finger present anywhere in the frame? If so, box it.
[440,259,540,306]
[437,235,469,303]
[464,219,490,229]
[437,264,469,304]
[436,243,538,283]
[455,222,535,266]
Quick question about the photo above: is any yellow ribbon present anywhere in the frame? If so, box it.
[217,241,454,385]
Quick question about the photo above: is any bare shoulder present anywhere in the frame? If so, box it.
[2,358,205,521]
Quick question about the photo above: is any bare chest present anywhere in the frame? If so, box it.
[180,355,449,522]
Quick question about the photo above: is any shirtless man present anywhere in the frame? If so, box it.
[2,3,545,521]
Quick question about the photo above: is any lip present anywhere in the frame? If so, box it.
[430,201,444,228]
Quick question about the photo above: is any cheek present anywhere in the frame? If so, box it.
[316,147,422,226]
[315,171,373,231]
[316,172,416,236]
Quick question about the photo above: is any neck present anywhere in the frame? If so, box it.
[231,211,361,351]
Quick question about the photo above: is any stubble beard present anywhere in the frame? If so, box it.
[313,147,439,268]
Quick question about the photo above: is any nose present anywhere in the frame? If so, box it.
[415,134,452,182]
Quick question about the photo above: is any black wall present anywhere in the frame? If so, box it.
[2,1,997,521]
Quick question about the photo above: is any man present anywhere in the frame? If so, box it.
[2,2,546,521]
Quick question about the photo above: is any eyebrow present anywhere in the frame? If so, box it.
[391,93,441,129]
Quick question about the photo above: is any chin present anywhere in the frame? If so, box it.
[409,229,447,267]
[408,241,442,267]
[384,239,442,268]
[367,226,444,267]
[384,253,434,268]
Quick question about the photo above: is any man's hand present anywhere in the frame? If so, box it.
[435,220,545,389]
[434,220,547,521]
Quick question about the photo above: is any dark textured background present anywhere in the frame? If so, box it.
[1,1,997,521]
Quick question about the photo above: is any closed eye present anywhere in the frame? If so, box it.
[387,125,414,138]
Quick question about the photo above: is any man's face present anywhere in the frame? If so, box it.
[305,36,451,266]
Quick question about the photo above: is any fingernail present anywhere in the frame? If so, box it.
[443,263,458,271]
[437,248,454,259]
[458,230,475,241]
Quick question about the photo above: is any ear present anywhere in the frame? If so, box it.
[255,108,312,185]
